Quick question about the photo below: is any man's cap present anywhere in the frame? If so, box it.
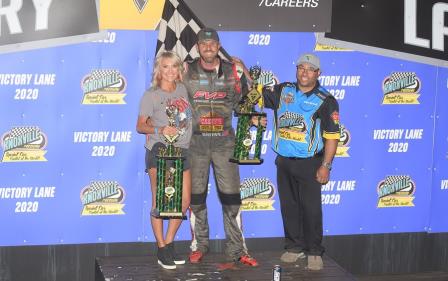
[197,27,219,42]
[297,53,320,70]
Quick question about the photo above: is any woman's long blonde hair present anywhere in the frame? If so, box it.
[151,51,184,90]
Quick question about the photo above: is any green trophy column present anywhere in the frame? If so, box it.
[156,158,166,212]
[175,158,183,213]
[233,115,251,160]
[254,115,265,160]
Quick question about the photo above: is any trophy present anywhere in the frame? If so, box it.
[230,66,266,165]
[153,105,186,219]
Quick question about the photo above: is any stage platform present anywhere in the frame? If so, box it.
[95,250,357,281]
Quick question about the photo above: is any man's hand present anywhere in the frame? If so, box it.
[232,56,252,82]
[316,165,330,184]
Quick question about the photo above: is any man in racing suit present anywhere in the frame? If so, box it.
[183,27,258,266]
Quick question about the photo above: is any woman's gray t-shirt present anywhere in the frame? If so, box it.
[139,83,192,150]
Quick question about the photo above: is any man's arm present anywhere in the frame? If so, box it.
[315,95,340,184]
[232,56,281,110]
[261,84,282,109]
[316,138,338,184]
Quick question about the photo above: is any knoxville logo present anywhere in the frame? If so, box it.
[81,69,127,104]
[80,181,126,216]
[1,126,47,162]
[377,175,416,208]
[240,177,276,211]
[382,72,421,105]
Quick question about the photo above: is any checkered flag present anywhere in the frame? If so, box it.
[384,175,410,185]
[8,126,40,138]
[88,70,119,81]
[241,178,271,189]
[89,181,119,191]
[155,0,231,61]
[388,72,415,82]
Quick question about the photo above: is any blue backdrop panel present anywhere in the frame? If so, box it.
[0,30,445,246]
[428,67,448,233]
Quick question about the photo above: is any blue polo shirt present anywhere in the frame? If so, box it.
[262,82,340,158]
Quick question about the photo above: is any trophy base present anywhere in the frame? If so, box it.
[229,158,264,165]
[151,209,187,220]
[157,156,185,160]
[235,112,267,117]
[159,212,187,220]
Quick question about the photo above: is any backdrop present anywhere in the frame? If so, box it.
[0,30,447,246]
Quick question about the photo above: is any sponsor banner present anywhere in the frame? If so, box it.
[317,0,448,67]
[99,0,164,30]
[0,0,105,54]
[184,0,332,32]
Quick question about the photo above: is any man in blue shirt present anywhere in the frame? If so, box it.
[262,53,340,270]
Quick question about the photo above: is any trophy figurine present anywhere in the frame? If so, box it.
[153,105,186,219]
[230,66,266,165]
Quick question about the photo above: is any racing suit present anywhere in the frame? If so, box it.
[183,58,249,260]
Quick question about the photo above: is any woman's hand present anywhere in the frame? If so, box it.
[161,126,178,136]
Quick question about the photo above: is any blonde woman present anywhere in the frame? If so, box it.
[136,51,192,269]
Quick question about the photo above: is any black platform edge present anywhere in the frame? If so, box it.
[95,251,357,281]
[2,233,448,281]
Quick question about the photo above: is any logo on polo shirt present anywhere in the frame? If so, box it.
[278,112,307,143]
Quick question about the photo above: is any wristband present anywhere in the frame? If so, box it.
[321,161,332,171]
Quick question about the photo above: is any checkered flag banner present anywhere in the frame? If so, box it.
[87,70,119,82]
[384,175,411,185]
[388,72,416,82]
[241,178,272,189]
[155,0,231,62]
[89,181,119,191]
[8,126,40,138]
